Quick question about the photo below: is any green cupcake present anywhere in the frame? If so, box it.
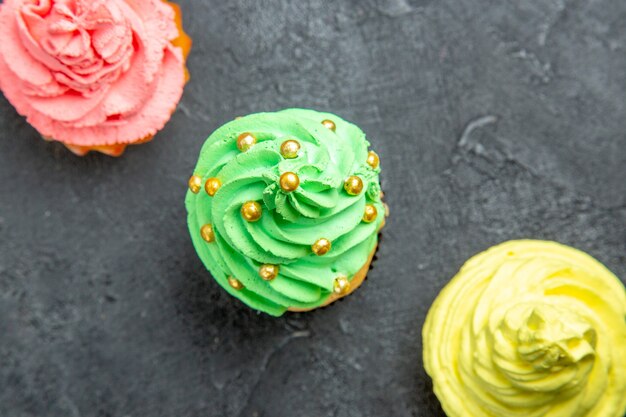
[185,109,386,316]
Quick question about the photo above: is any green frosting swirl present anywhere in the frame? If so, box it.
[185,109,384,316]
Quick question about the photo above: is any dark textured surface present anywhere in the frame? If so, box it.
[1,0,625,416]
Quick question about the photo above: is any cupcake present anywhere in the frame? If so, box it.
[0,0,191,157]
[186,109,386,316]
[423,240,626,417]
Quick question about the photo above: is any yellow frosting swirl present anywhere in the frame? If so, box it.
[423,240,626,417]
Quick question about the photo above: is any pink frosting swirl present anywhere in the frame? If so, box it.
[0,0,187,148]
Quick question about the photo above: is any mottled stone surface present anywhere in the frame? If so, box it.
[0,1,624,416]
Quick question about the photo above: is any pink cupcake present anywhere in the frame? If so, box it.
[0,0,192,156]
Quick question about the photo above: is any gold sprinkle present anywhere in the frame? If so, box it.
[363,204,378,223]
[259,264,279,281]
[344,176,364,196]
[188,175,202,194]
[241,201,262,222]
[204,177,222,196]
[200,224,215,242]
[321,119,336,132]
[333,276,351,295]
[280,140,301,159]
[237,132,257,152]
[228,276,244,290]
[312,238,332,256]
[279,172,300,192]
[366,151,380,169]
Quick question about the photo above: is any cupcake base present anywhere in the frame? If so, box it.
[60,135,154,157]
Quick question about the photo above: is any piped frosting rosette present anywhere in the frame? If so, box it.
[186,109,385,316]
[423,240,626,417]
[0,0,191,156]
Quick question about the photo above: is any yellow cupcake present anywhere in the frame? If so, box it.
[423,240,626,417]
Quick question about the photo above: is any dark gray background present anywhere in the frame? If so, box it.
[1,0,625,416]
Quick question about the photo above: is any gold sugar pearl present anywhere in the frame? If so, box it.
[205,177,222,197]
[312,238,332,256]
[344,176,364,196]
[384,202,390,217]
[200,224,216,242]
[279,172,300,193]
[241,201,262,222]
[280,139,301,159]
[333,275,351,295]
[366,151,380,169]
[362,204,378,223]
[188,175,202,194]
[228,276,244,291]
[237,132,257,152]
[321,119,336,132]
[259,264,279,281]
